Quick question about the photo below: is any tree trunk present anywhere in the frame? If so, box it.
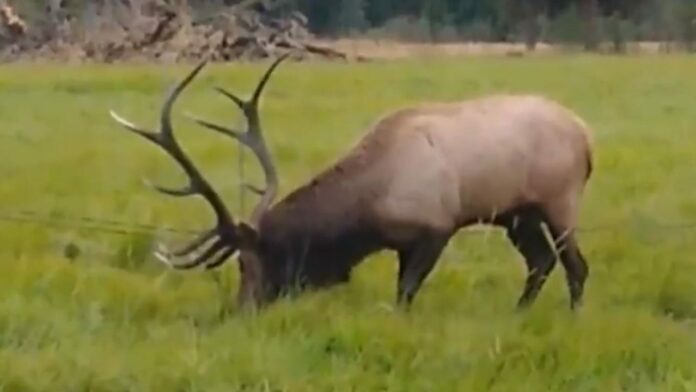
[522,0,542,51]
[579,0,598,51]
[608,11,625,53]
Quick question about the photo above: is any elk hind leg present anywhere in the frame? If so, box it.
[544,197,589,310]
[502,208,558,308]
[548,227,588,310]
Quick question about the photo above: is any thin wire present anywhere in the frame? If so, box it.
[0,210,200,237]
[0,213,152,236]
[3,208,696,239]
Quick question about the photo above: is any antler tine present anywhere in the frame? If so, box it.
[214,87,245,111]
[157,239,229,270]
[204,247,237,270]
[110,59,239,270]
[250,52,292,106]
[153,59,234,227]
[246,128,278,227]
[167,228,217,257]
[212,52,292,111]
[110,59,209,149]
[184,111,249,146]
[160,59,209,139]
[187,53,292,227]
[244,54,291,225]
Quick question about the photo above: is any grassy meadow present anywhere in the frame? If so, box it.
[2,54,696,391]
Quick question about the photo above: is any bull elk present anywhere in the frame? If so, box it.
[110,54,593,311]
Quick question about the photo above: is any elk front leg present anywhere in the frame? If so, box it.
[396,233,450,307]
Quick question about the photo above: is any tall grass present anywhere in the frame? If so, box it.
[1,55,696,390]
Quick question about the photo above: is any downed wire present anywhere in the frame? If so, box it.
[0,210,200,237]
[2,209,696,239]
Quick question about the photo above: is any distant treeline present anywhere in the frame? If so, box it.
[282,0,696,51]
[13,0,696,51]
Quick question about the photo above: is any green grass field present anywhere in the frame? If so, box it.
[2,55,696,391]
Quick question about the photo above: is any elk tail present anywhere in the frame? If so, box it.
[584,148,593,181]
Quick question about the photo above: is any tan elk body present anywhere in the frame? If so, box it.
[323,97,592,241]
[111,56,593,311]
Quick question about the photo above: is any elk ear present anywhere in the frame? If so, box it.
[237,222,259,247]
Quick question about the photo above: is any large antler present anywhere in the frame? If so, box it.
[187,53,290,227]
[109,60,237,270]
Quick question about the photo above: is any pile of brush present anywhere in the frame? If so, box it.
[0,0,360,62]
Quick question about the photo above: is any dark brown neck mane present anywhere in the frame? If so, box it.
[257,149,388,289]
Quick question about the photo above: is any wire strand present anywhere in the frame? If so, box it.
[0,210,200,237]
[2,209,696,239]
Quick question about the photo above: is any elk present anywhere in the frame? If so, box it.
[110,54,593,311]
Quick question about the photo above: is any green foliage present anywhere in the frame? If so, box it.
[364,15,432,42]
[421,0,449,41]
[9,0,696,49]
[3,56,696,390]
[335,0,368,36]
[673,0,696,51]
[544,4,587,46]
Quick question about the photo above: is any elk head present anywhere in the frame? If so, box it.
[110,55,290,309]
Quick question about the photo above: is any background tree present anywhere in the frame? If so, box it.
[336,0,367,36]
[579,0,599,50]
[421,0,448,41]
[521,0,544,50]
[10,0,696,52]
